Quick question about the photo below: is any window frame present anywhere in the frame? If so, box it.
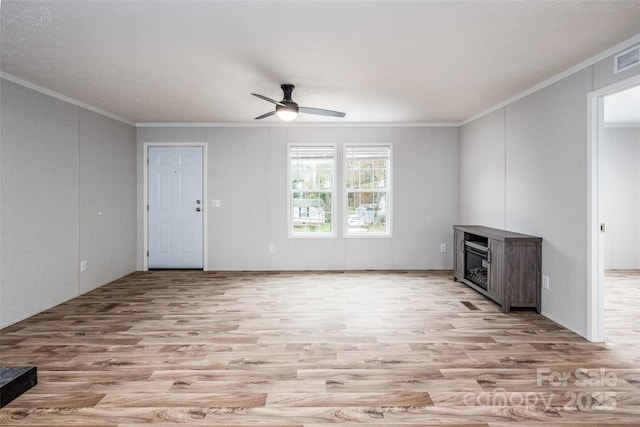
[343,143,392,238]
[287,143,337,238]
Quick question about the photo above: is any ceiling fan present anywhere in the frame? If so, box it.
[252,84,346,121]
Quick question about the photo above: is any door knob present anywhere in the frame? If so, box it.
[196,207,201,212]
[196,200,201,204]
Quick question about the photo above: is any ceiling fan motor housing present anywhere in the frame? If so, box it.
[278,84,299,114]
[281,84,296,101]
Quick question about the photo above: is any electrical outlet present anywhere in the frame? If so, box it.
[440,243,447,253]
[212,199,221,208]
[542,275,550,290]
[269,244,276,254]
[80,260,87,272]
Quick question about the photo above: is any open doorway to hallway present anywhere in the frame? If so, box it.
[589,80,640,342]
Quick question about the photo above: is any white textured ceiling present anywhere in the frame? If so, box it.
[2,1,640,124]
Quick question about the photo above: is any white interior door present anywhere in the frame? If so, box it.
[148,146,203,269]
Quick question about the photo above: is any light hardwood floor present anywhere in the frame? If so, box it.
[1,270,638,426]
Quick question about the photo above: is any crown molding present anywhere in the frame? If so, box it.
[461,32,640,126]
[0,72,135,126]
[135,121,461,128]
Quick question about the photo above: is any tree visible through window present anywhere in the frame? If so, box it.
[345,144,391,235]
[288,145,335,236]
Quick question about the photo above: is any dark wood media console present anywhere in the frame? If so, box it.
[453,225,542,313]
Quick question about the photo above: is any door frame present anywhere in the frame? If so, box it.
[143,142,208,271]
[586,74,640,342]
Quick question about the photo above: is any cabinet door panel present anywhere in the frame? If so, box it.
[506,242,541,306]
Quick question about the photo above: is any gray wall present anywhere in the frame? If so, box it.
[137,126,459,271]
[459,109,506,229]
[600,126,640,269]
[459,52,640,337]
[0,79,137,328]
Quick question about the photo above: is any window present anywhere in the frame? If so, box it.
[345,144,391,236]
[288,144,336,236]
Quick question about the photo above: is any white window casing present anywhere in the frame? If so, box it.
[288,144,337,238]
[344,143,392,237]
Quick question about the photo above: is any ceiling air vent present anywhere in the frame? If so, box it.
[614,44,640,74]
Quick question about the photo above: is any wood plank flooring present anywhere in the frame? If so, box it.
[0,270,638,426]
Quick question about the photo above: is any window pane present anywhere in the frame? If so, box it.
[373,168,387,189]
[289,144,335,235]
[290,147,334,191]
[291,160,334,190]
[346,164,359,189]
[292,192,332,233]
[345,145,391,235]
[315,161,333,189]
[346,191,388,233]
[360,168,373,189]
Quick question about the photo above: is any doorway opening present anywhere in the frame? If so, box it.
[587,76,640,342]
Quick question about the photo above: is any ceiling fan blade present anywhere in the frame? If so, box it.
[252,93,285,107]
[299,106,346,118]
[254,111,276,120]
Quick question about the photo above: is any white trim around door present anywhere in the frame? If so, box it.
[586,74,640,342]
[143,142,208,271]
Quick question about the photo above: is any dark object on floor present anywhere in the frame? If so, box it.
[0,366,37,408]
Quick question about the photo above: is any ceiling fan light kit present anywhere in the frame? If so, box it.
[252,84,345,121]
[276,106,298,121]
